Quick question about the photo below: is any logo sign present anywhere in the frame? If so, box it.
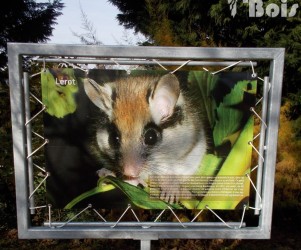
[228,0,299,17]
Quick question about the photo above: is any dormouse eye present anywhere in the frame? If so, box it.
[109,134,120,147]
[108,124,121,148]
[143,127,161,146]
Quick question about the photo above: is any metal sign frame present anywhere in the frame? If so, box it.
[8,43,284,242]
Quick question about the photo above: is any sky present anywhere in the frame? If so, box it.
[45,0,144,45]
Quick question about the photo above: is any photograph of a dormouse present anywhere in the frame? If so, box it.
[83,73,208,203]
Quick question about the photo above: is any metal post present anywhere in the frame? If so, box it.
[140,240,151,250]
[8,44,31,238]
[23,72,35,214]
[254,76,269,215]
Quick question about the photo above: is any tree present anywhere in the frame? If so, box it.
[108,0,217,46]
[0,0,64,82]
[108,0,301,96]
[72,5,103,45]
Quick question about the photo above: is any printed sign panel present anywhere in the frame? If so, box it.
[42,69,256,210]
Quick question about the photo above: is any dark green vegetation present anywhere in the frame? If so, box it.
[0,0,63,82]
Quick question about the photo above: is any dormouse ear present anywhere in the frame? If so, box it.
[83,78,113,119]
[149,74,180,125]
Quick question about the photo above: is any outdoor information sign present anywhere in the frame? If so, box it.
[42,69,256,210]
[7,44,284,242]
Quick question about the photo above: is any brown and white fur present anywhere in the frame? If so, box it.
[84,73,207,203]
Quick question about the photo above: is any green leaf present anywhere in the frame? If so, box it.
[196,117,254,209]
[41,69,78,118]
[105,176,182,209]
[196,153,223,176]
[213,80,256,147]
[65,176,182,209]
[188,71,219,128]
[65,186,102,209]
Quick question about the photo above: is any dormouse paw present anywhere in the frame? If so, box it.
[96,168,116,178]
[159,185,193,204]
[160,186,181,204]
